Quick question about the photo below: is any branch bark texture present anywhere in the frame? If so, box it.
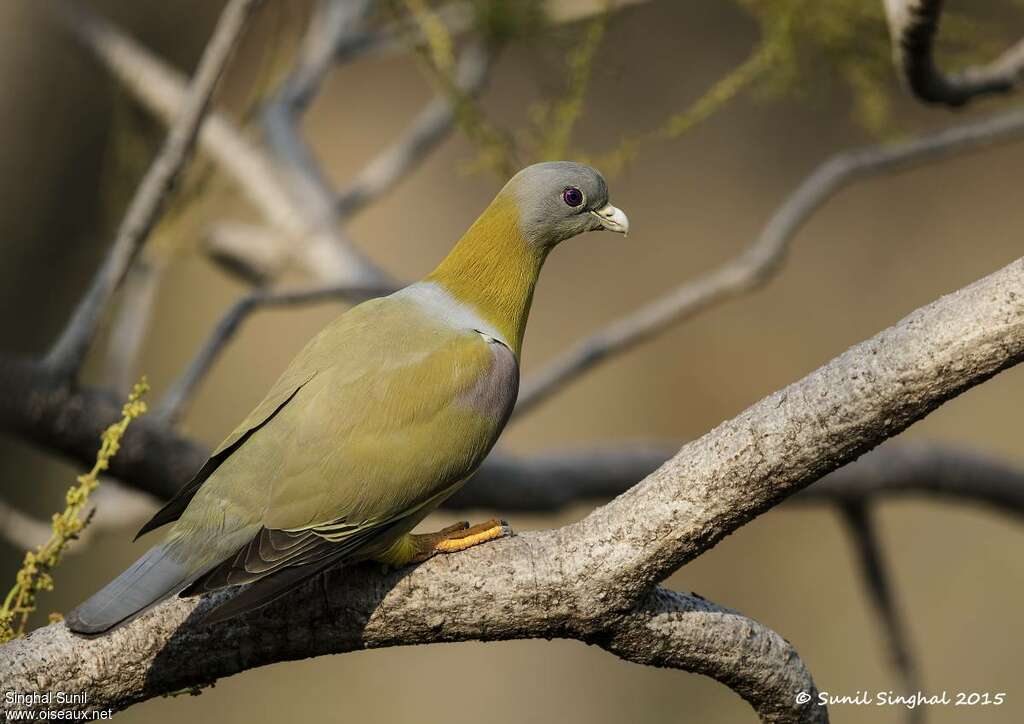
[4,256,1023,721]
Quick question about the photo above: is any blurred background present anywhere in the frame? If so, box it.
[1,0,1023,722]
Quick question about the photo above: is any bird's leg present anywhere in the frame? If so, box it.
[377,519,513,566]
[429,518,513,555]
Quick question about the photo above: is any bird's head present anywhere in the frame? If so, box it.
[500,161,629,248]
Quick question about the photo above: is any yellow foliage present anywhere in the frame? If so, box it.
[0,378,150,643]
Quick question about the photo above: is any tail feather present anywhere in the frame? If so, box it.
[198,555,343,626]
[66,543,199,635]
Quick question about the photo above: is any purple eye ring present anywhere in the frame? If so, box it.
[562,186,584,208]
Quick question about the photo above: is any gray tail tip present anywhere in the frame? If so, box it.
[64,610,116,637]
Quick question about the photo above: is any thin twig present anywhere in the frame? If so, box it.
[344,0,652,62]
[203,222,292,285]
[515,105,1024,415]
[336,41,495,217]
[263,0,373,219]
[103,261,162,395]
[50,0,384,286]
[837,502,923,724]
[155,281,397,423]
[43,0,263,379]
[884,0,1024,107]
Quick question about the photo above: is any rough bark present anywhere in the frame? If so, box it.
[3,256,1023,722]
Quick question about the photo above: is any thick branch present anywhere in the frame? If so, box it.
[43,0,262,379]
[602,589,825,724]
[0,581,817,722]
[883,0,1024,106]
[517,106,1024,414]
[3,255,1023,717]
[0,357,207,500]
[563,256,1024,606]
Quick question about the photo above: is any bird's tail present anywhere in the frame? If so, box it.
[65,542,200,635]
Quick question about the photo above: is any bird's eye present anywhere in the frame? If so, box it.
[562,186,584,208]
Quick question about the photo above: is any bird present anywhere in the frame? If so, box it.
[66,161,629,635]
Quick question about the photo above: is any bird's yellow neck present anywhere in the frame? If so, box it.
[426,194,547,356]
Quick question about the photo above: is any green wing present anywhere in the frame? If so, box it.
[166,295,518,574]
[138,295,400,540]
[135,361,318,539]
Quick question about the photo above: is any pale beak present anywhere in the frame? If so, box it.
[591,203,630,235]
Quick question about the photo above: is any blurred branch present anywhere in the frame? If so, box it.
[155,280,398,423]
[516,105,1024,415]
[883,0,1024,106]
[103,261,162,395]
[336,41,495,217]
[0,501,51,553]
[256,0,394,288]
[461,441,1024,515]
[836,502,923,724]
[596,7,787,173]
[345,0,651,61]
[9,325,1024,521]
[8,310,1024,524]
[536,10,608,161]
[203,222,293,284]
[43,0,263,380]
[400,2,518,177]
[263,0,373,199]
[6,253,1024,716]
[51,0,383,286]
[0,486,156,555]
[0,357,207,503]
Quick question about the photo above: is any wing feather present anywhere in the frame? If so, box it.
[134,370,316,539]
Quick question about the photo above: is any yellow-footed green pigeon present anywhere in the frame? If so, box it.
[67,161,629,634]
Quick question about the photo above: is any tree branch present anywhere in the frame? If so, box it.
[0,485,156,554]
[836,503,922,724]
[602,589,825,724]
[255,0,393,290]
[3,254,1023,718]
[0,357,207,501]
[103,260,162,395]
[336,40,495,217]
[262,0,373,201]
[42,0,263,379]
[50,0,384,286]
[883,0,1024,106]
[515,106,1024,415]
[4,339,1024,520]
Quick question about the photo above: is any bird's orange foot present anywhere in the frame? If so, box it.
[374,520,514,566]
[410,519,513,562]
